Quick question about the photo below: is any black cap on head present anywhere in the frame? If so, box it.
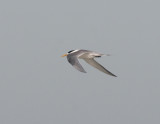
[68,50,75,53]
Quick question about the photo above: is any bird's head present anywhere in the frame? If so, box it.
[61,50,75,57]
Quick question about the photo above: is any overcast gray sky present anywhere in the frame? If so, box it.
[0,0,160,124]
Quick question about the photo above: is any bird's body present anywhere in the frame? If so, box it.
[62,49,117,77]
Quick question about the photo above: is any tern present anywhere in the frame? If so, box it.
[62,49,117,77]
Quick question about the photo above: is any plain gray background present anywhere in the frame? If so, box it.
[0,0,160,124]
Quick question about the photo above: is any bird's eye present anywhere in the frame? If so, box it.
[68,50,74,53]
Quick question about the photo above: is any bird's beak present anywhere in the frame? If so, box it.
[61,54,68,57]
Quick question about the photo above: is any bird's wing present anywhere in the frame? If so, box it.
[67,54,86,73]
[83,58,117,77]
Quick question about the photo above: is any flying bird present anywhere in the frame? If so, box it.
[62,49,117,77]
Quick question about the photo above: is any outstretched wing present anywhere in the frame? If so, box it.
[67,54,86,73]
[83,58,117,77]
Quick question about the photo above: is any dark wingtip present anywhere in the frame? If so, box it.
[81,71,87,73]
[95,56,101,58]
[113,74,117,77]
[110,73,117,77]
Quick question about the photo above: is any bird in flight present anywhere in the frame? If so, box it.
[62,49,117,77]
